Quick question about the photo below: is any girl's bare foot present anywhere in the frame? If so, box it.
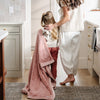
[60,74,75,85]
[0,76,2,84]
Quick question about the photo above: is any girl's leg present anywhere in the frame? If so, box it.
[50,47,59,79]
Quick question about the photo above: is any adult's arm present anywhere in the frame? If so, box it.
[55,6,70,27]
[44,6,70,30]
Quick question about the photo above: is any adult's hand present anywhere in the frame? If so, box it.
[44,24,55,30]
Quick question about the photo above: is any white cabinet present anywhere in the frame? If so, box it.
[87,22,95,75]
[0,24,24,77]
[4,35,20,71]
[86,21,100,84]
[87,21,100,80]
[93,52,100,76]
[93,28,100,83]
[93,51,100,84]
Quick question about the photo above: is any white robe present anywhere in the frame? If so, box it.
[59,32,81,75]
[57,1,84,75]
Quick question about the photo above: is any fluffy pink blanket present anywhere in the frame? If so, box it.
[22,29,56,100]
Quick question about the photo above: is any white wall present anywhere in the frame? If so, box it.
[79,23,88,69]
[84,0,100,19]
[24,0,31,69]
[84,0,100,11]
[0,0,26,23]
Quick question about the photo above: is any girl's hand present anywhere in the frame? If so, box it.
[44,24,55,30]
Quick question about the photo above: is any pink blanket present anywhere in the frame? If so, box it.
[22,29,56,100]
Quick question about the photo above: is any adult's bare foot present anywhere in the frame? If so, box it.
[60,74,75,85]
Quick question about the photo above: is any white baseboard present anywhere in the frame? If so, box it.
[78,57,88,69]
[6,70,22,78]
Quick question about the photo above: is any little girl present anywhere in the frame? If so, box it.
[41,11,59,79]
[22,11,59,100]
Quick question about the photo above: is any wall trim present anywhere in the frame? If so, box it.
[6,71,22,78]
[78,57,88,69]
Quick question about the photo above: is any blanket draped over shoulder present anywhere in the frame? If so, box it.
[22,29,56,100]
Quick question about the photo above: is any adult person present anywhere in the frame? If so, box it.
[45,0,84,85]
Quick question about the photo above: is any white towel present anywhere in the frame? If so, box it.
[96,28,100,49]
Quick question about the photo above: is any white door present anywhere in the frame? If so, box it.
[31,0,56,49]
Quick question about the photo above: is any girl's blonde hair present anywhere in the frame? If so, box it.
[41,11,58,40]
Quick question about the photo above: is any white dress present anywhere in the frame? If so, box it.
[43,29,58,47]
[57,0,84,75]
